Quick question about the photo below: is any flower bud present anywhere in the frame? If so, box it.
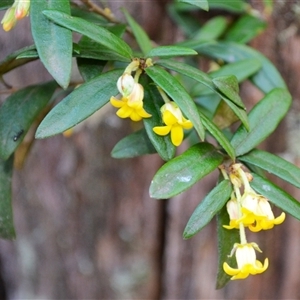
[117,73,135,97]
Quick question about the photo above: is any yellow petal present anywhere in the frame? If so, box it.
[116,106,133,118]
[129,111,142,122]
[171,124,184,146]
[137,108,152,118]
[273,212,285,225]
[153,126,171,136]
[110,96,125,108]
[181,119,193,129]
[223,262,239,276]
[163,110,178,126]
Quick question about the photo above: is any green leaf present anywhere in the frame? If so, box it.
[35,69,123,139]
[147,46,197,58]
[0,155,15,239]
[183,180,232,238]
[122,8,152,55]
[157,59,249,130]
[77,58,106,82]
[209,58,262,82]
[0,0,13,10]
[149,142,223,199]
[195,41,286,93]
[111,128,157,159]
[216,205,239,289]
[142,80,176,161]
[250,173,300,221]
[177,0,209,10]
[212,75,245,109]
[231,88,292,156]
[193,16,228,41]
[0,45,37,75]
[239,149,300,189]
[31,0,72,89]
[0,82,57,160]
[224,14,267,44]
[145,65,205,141]
[42,10,132,60]
[199,111,235,160]
[208,0,248,13]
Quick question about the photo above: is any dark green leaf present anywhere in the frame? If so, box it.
[183,180,232,238]
[231,88,292,156]
[145,65,205,140]
[31,0,72,89]
[0,0,13,10]
[75,36,129,62]
[122,8,152,55]
[239,149,300,189]
[167,3,201,36]
[250,173,300,221]
[42,10,132,60]
[36,69,123,139]
[195,41,286,93]
[199,111,235,160]
[177,0,209,10]
[212,75,245,109]
[147,46,197,58]
[224,14,267,44]
[0,155,15,239]
[216,205,239,289]
[157,59,249,130]
[77,58,106,82]
[142,80,176,161]
[0,45,37,75]
[111,128,157,159]
[0,82,57,160]
[149,142,223,199]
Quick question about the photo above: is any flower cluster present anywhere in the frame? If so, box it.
[220,163,285,280]
[110,59,193,147]
[1,0,30,31]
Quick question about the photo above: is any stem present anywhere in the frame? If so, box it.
[157,86,171,104]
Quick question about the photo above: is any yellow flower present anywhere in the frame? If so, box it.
[110,81,151,122]
[1,0,30,31]
[223,243,269,280]
[223,197,240,230]
[240,192,285,232]
[153,102,193,146]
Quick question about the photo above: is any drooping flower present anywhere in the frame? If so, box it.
[1,0,30,31]
[153,102,193,146]
[223,243,269,280]
[223,197,240,230]
[110,76,151,122]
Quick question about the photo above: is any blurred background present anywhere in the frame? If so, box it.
[1,0,300,299]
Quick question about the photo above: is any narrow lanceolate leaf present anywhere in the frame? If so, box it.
[0,45,37,75]
[111,128,157,159]
[239,149,300,189]
[145,65,205,141]
[250,173,300,221]
[196,41,286,93]
[43,10,132,60]
[157,59,249,130]
[183,180,232,239]
[216,205,239,289]
[31,1,72,89]
[199,111,235,160]
[231,88,292,156]
[36,69,123,139]
[177,0,209,11]
[0,155,15,239]
[122,8,152,55]
[149,142,223,199]
[212,75,245,109]
[146,46,197,58]
[0,82,57,160]
[142,80,176,161]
